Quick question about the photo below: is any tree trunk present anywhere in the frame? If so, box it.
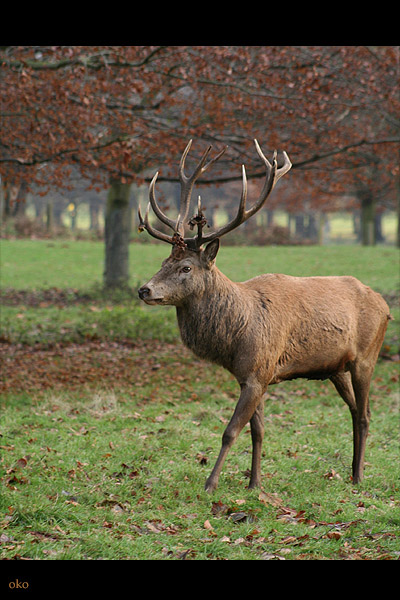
[46,201,53,232]
[294,214,305,238]
[104,180,131,289]
[360,191,376,246]
[2,186,11,221]
[397,172,400,248]
[374,213,385,243]
[317,212,329,245]
[307,213,319,241]
[12,182,27,216]
[89,196,101,231]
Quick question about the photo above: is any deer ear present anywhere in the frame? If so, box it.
[202,239,220,266]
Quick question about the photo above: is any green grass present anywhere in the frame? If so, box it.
[1,239,399,560]
[1,356,399,560]
[1,238,399,291]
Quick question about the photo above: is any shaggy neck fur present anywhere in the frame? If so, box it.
[176,267,254,371]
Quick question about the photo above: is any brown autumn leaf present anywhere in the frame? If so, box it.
[261,552,286,561]
[326,531,342,540]
[144,520,179,535]
[276,507,308,524]
[323,469,342,480]
[195,452,208,465]
[230,511,255,523]
[211,500,228,516]
[0,533,17,543]
[258,490,284,508]
[177,549,193,560]
[280,536,297,545]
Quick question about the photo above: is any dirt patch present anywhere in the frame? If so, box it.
[0,287,94,308]
[0,340,192,395]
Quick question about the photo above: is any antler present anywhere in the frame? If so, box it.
[138,139,227,246]
[199,140,291,246]
[138,139,291,250]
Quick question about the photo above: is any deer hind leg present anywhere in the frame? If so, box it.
[349,362,374,484]
[330,366,372,484]
[330,372,359,480]
[249,397,265,489]
[205,379,263,493]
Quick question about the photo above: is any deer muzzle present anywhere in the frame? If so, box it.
[138,285,164,305]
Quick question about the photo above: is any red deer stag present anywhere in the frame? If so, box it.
[138,139,391,493]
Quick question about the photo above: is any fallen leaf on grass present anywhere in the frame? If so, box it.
[230,511,256,523]
[5,474,29,488]
[144,520,179,535]
[323,469,342,480]
[177,549,193,560]
[211,500,228,516]
[196,452,208,465]
[234,537,247,545]
[29,531,59,542]
[145,521,163,533]
[280,536,297,545]
[326,531,342,540]
[276,506,309,524]
[261,552,286,560]
[42,549,59,556]
[0,533,17,543]
[258,490,284,508]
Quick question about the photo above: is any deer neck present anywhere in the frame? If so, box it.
[176,267,249,368]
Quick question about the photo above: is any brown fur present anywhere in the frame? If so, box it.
[139,241,390,492]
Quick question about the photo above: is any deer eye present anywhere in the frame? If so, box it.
[181,266,191,273]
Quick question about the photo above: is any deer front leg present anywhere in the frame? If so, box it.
[205,378,263,493]
[249,397,265,489]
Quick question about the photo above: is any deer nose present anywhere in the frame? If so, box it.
[138,286,151,300]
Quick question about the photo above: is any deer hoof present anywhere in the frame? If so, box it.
[204,479,218,493]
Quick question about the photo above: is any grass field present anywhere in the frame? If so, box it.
[1,238,398,290]
[0,239,399,563]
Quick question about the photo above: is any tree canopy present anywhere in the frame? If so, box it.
[1,45,399,216]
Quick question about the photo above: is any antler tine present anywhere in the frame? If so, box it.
[243,140,278,220]
[149,171,176,231]
[198,164,248,246]
[177,140,228,237]
[174,212,181,233]
[254,138,273,169]
[199,145,228,176]
[138,201,175,245]
[254,140,291,186]
[179,139,193,182]
[275,150,292,183]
